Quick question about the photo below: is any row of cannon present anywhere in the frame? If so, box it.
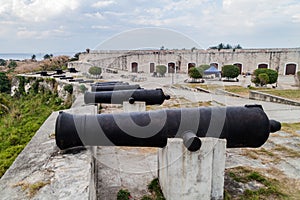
[37,68,94,84]
[55,80,281,152]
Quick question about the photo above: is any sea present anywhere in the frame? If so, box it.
[0,52,76,61]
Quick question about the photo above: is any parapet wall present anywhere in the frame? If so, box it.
[75,48,300,75]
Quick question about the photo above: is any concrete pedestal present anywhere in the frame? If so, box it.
[123,101,146,112]
[158,138,226,200]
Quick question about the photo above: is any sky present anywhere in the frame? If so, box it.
[0,0,300,54]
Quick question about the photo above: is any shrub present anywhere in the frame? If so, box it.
[295,71,300,87]
[8,61,17,69]
[0,59,7,66]
[0,72,11,93]
[79,84,88,93]
[156,65,167,76]
[63,84,73,94]
[117,189,131,200]
[222,65,239,79]
[188,67,202,79]
[88,66,102,78]
[252,68,278,86]
[198,64,210,76]
[258,73,269,86]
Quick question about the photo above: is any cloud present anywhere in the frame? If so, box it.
[17,26,68,39]
[92,0,115,8]
[2,0,81,22]
[91,25,110,29]
[85,12,105,19]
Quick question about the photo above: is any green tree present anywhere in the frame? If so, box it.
[0,72,11,93]
[258,73,269,86]
[252,68,278,86]
[43,54,51,60]
[7,60,17,69]
[156,65,167,76]
[0,59,7,66]
[31,54,36,60]
[217,43,225,50]
[222,65,240,80]
[198,64,210,76]
[234,44,242,49]
[88,66,102,78]
[188,67,202,80]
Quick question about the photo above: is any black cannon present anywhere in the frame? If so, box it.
[55,69,64,74]
[60,76,74,80]
[68,68,79,73]
[91,84,141,92]
[92,81,129,86]
[84,88,170,105]
[55,105,281,151]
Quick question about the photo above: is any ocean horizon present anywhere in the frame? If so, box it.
[0,52,76,61]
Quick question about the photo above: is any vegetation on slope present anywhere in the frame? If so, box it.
[0,83,71,177]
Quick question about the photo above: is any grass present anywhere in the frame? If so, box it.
[13,181,50,198]
[117,189,131,200]
[273,144,300,158]
[261,89,300,101]
[0,88,71,177]
[141,178,165,200]
[281,122,300,136]
[226,167,289,199]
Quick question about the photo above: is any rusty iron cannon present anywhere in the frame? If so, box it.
[55,105,281,151]
[84,88,170,105]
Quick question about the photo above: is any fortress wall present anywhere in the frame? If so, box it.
[76,48,300,75]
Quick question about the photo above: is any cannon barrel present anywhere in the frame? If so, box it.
[92,81,129,86]
[84,88,170,105]
[55,105,281,150]
[91,84,141,92]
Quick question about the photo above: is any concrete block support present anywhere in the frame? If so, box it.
[123,101,146,112]
[158,138,226,200]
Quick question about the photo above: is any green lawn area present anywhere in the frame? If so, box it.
[261,89,300,101]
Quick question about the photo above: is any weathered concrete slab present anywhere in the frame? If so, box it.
[158,138,226,200]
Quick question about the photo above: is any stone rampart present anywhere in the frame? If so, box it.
[74,48,300,75]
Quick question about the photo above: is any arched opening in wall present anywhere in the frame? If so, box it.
[168,62,175,73]
[258,63,268,69]
[131,62,138,73]
[150,63,155,73]
[285,63,296,75]
[188,63,196,71]
[210,63,219,69]
[233,63,242,74]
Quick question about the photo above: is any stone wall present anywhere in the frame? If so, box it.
[74,48,300,75]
